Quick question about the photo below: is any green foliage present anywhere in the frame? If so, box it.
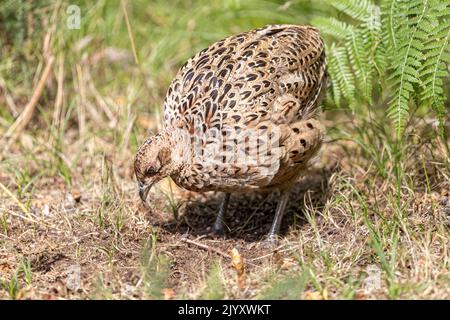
[0,0,31,48]
[257,271,309,299]
[326,44,357,108]
[314,0,450,138]
[140,234,171,299]
[2,275,19,300]
[3,0,446,140]
[385,0,449,137]
[419,13,450,137]
[314,0,383,109]
[326,0,374,22]
[311,17,355,40]
[20,259,33,286]
[199,261,226,300]
[0,258,33,299]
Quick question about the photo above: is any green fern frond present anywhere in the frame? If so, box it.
[319,0,385,108]
[325,0,374,22]
[326,53,343,107]
[419,18,450,135]
[386,0,436,138]
[320,0,448,134]
[311,16,354,40]
[364,4,387,75]
[327,44,357,109]
[381,0,399,50]
[345,30,373,102]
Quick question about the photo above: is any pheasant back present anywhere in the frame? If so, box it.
[160,24,327,193]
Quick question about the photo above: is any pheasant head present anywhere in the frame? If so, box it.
[134,131,175,202]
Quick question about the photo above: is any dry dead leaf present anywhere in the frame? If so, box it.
[41,293,59,300]
[272,251,298,270]
[231,247,245,290]
[16,285,37,300]
[0,262,13,276]
[231,248,244,275]
[163,288,175,300]
[280,257,297,270]
[272,250,283,266]
[115,96,126,107]
[355,290,366,300]
[304,290,328,300]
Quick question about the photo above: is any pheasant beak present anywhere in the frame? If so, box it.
[138,182,151,202]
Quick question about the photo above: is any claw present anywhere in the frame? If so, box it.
[262,234,279,248]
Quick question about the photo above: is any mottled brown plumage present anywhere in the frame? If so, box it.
[135,24,327,242]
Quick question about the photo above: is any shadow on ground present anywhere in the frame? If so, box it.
[153,166,337,243]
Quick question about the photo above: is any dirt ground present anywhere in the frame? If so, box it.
[1,135,449,299]
[0,155,332,299]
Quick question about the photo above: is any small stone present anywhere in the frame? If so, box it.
[66,265,81,292]
[121,284,137,296]
[63,192,77,212]
[42,204,50,217]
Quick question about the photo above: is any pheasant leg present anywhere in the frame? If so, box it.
[267,190,290,243]
[212,193,231,234]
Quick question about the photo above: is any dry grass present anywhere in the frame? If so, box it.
[0,123,448,299]
[0,1,449,300]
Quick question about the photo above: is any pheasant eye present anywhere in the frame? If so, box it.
[145,166,158,176]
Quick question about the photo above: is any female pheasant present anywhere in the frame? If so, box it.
[135,24,327,243]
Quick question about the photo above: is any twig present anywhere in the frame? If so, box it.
[121,107,135,154]
[121,0,139,65]
[5,209,39,225]
[180,237,261,269]
[180,237,230,259]
[0,77,18,117]
[5,55,55,138]
[0,181,37,223]
[76,63,103,125]
[75,64,86,136]
[0,232,12,240]
[85,69,117,124]
[53,53,65,129]
[250,246,291,261]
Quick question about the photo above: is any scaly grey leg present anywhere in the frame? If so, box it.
[212,192,230,234]
[266,189,290,244]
